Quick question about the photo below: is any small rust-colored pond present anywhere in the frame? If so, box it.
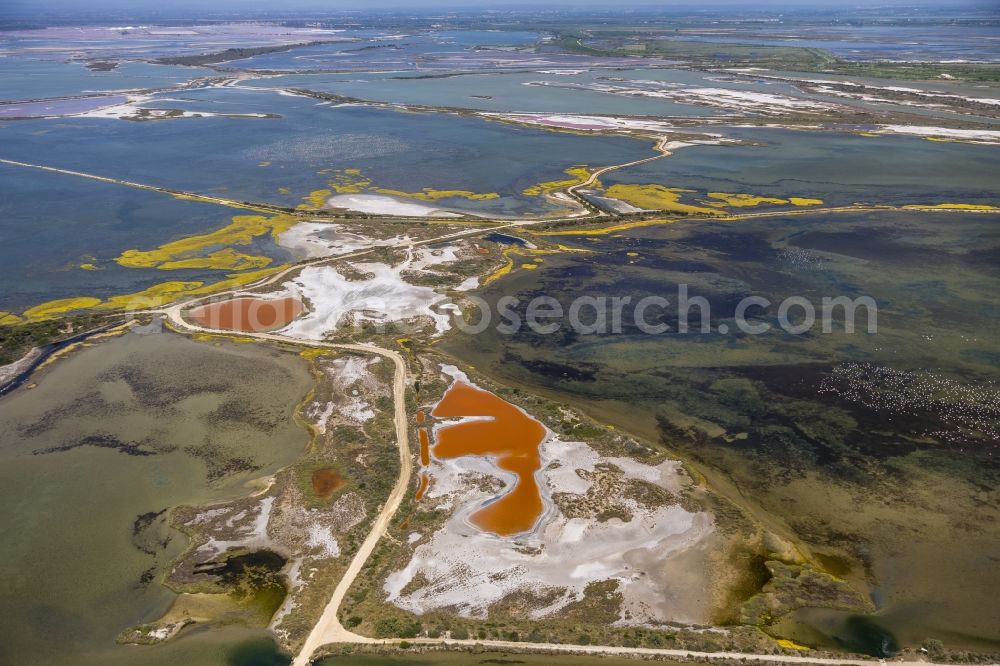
[415,473,429,502]
[431,381,546,536]
[188,297,304,332]
[312,467,346,500]
[419,429,430,466]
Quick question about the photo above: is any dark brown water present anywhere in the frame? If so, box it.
[312,467,346,500]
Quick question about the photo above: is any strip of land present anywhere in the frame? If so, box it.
[143,209,978,666]
[158,307,413,666]
[4,139,998,666]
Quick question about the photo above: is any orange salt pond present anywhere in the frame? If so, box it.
[188,296,304,333]
[419,429,430,466]
[416,410,431,500]
[431,381,546,536]
[415,473,429,502]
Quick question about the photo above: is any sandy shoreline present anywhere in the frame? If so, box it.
[0,347,42,387]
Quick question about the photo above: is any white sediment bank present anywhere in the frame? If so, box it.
[386,368,715,625]
[484,111,679,133]
[521,80,839,116]
[0,347,41,387]
[74,94,269,121]
[277,221,402,259]
[277,245,464,339]
[325,194,463,218]
[875,124,1000,143]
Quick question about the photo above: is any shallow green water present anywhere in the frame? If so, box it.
[92,626,290,666]
[0,59,215,102]
[0,329,312,665]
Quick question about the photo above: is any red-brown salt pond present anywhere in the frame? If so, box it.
[416,411,432,501]
[431,381,546,536]
[419,429,430,466]
[415,473,429,502]
[188,296,304,333]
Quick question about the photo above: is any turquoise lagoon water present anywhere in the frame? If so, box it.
[238,67,1000,126]
[0,85,651,215]
[222,30,542,71]
[240,68,724,116]
[0,59,215,102]
[0,164,292,313]
[0,85,651,311]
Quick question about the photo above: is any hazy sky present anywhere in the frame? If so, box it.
[3,0,990,9]
[1,0,993,22]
